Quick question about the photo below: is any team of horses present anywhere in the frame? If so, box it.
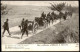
[19,11,72,35]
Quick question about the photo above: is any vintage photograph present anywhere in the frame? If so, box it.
[1,1,79,44]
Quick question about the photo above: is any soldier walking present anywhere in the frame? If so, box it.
[2,19,11,37]
[21,19,28,39]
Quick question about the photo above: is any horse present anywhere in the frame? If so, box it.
[46,15,51,26]
[58,12,68,20]
[41,14,49,28]
[35,16,45,27]
[35,17,43,26]
[46,12,56,25]
[34,15,49,29]
[67,11,72,17]
[63,12,68,20]
[50,13,56,24]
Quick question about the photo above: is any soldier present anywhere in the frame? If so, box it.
[51,11,54,15]
[51,12,55,24]
[47,12,51,17]
[41,12,44,17]
[41,12,46,19]
[59,12,63,19]
[63,12,67,20]
[47,12,51,25]
[21,19,28,39]
[21,18,25,29]
[2,19,11,37]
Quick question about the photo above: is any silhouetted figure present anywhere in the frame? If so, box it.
[21,18,25,29]
[47,12,51,25]
[51,11,54,15]
[41,12,46,20]
[2,19,11,37]
[63,12,67,20]
[51,12,55,24]
[59,12,63,19]
[47,12,51,17]
[41,12,44,17]
[21,19,28,39]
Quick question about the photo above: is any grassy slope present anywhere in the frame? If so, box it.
[19,12,79,44]
[53,13,79,43]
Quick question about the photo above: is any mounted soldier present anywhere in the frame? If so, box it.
[51,11,54,15]
[47,12,51,17]
[63,12,67,20]
[41,12,46,20]
[51,11,55,24]
[46,12,51,25]
[41,12,44,17]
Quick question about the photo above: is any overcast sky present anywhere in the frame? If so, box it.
[1,1,79,7]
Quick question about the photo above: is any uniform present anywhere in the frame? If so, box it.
[21,20,28,39]
[2,19,11,37]
[21,19,25,29]
[47,12,51,17]
[47,12,51,25]
[41,12,45,19]
[41,12,44,17]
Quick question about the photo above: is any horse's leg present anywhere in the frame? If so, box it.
[44,21,46,28]
[45,22,46,28]
[32,26,34,34]
[46,22,48,27]
[34,28,36,34]
[47,21,48,27]
[48,21,49,26]
[49,20,50,25]
[51,19,53,24]
[37,25,38,30]
[45,21,47,28]
[32,24,35,34]
[43,22,45,28]
[19,26,22,33]
[47,21,49,26]
[32,28,34,34]
[45,20,46,28]
[33,24,36,34]
[52,19,53,24]
[71,14,72,17]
